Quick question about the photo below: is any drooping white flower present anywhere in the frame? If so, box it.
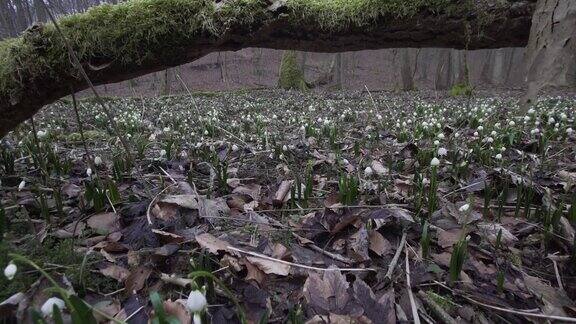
[495,153,502,160]
[508,120,516,127]
[437,147,448,156]
[41,297,66,317]
[528,108,535,114]
[459,204,470,212]
[160,149,167,157]
[18,180,25,191]
[364,167,373,177]
[430,157,440,166]
[36,130,47,139]
[437,133,445,139]
[86,168,93,177]
[473,132,479,137]
[94,156,102,166]
[433,140,440,146]
[231,144,239,152]
[4,262,17,280]
[567,128,574,135]
[186,290,207,313]
[477,126,484,131]
[530,128,540,135]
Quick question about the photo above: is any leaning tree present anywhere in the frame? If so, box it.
[0,0,574,137]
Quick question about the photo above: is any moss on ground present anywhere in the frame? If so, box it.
[278,51,308,91]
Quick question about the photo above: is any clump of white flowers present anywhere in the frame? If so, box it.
[36,130,47,139]
[41,297,66,318]
[4,262,17,280]
[364,166,374,177]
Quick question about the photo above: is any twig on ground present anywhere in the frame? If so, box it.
[405,246,421,324]
[146,183,177,225]
[385,230,407,279]
[417,290,458,324]
[227,245,375,272]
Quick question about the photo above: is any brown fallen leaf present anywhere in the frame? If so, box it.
[87,212,120,234]
[195,233,229,254]
[100,264,130,282]
[233,183,262,201]
[523,273,574,317]
[53,221,85,238]
[368,230,392,256]
[353,280,395,323]
[161,194,200,209]
[348,227,370,262]
[437,228,463,248]
[125,267,152,293]
[477,222,518,245]
[246,256,290,276]
[303,268,352,315]
[244,258,267,285]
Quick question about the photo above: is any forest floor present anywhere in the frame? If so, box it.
[1,89,576,323]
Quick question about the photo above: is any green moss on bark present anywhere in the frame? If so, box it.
[278,51,308,91]
[0,0,491,107]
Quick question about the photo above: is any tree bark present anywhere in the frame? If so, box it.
[523,0,576,104]
[0,0,536,137]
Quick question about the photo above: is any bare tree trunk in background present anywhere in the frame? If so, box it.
[334,53,343,89]
[0,0,17,37]
[12,0,29,31]
[400,48,414,91]
[523,0,576,104]
[160,68,171,96]
[217,52,228,86]
[435,49,453,90]
[252,48,264,84]
[34,0,48,22]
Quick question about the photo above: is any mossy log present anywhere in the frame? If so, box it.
[0,0,536,137]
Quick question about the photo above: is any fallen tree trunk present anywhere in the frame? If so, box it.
[0,0,536,137]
